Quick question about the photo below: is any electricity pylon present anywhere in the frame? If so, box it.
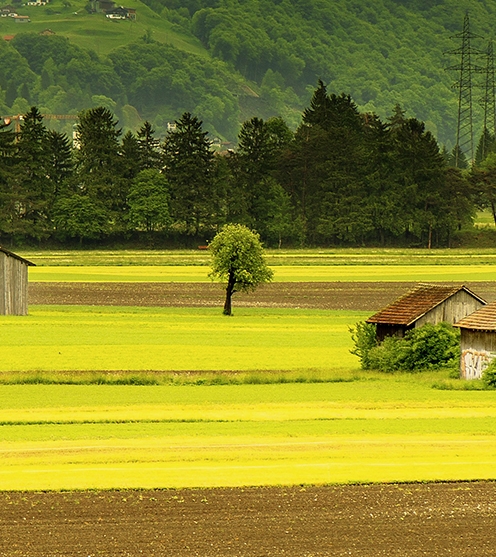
[446,12,483,167]
[478,40,496,161]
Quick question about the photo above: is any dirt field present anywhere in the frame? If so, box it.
[2,482,496,556]
[6,281,496,555]
[28,280,496,310]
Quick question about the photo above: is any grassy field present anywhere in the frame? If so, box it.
[0,378,495,490]
[0,306,364,374]
[27,263,496,282]
[3,250,496,490]
[20,247,496,267]
[18,247,496,283]
[0,0,206,57]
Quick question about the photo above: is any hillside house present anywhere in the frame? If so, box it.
[366,283,486,342]
[104,5,135,19]
[105,6,127,18]
[454,303,496,379]
[0,247,35,315]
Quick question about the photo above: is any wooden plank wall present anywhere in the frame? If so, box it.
[0,251,29,315]
[416,290,485,329]
[460,330,496,379]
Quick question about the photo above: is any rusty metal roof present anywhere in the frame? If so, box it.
[366,283,485,326]
[0,246,35,266]
[454,302,496,331]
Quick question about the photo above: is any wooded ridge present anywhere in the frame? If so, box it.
[0,0,494,145]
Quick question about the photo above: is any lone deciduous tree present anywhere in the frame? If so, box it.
[209,224,273,315]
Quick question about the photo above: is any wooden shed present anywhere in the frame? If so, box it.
[0,247,35,315]
[366,283,486,342]
[454,302,496,379]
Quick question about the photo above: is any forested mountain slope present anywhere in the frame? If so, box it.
[0,0,494,144]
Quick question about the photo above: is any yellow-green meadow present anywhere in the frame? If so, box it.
[2,249,496,490]
[27,263,496,283]
[0,306,362,373]
[1,380,496,490]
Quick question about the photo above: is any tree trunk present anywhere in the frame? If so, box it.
[223,272,236,316]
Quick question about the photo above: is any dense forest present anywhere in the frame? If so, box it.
[0,0,496,145]
[2,82,496,249]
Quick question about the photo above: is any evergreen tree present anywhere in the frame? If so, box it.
[162,112,219,235]
[74,106,126,230]
[10,106,51,240]
[302,79,333,129]
[120,130,141,180]
[469,153,496,226]
[0,121,17,241]
[228,116,293,243]
[285,84,368,243]
[387,103,407,131]
[475,127,496,167]
[448,145,469,169]
[45,130,74,203]
[137,121,162,170]
[391,118,447,247]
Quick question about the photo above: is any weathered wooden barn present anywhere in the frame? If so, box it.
[454,302,496,379]
[0,247,35,315]
[366,283,486,342]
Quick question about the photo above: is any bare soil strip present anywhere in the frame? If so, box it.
[2,482,496,556]
[28,281,496,310]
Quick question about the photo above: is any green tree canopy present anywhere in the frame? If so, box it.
[209,223,273,315]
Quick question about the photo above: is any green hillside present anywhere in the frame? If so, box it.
[0,0,206,55]
[0,0,494,144]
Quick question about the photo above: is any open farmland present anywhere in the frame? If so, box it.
[2,379,496,491]
[3,249,496,555]
[0,306,364,374]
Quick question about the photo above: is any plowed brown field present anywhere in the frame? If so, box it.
[2,483,496,556]
[28,280,496,310]
[4,280,495,555]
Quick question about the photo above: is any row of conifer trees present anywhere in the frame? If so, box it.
[0,81,492,247]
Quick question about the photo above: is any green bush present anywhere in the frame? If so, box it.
[482,360,496,389]
[349,321,377,370]
[351,321,460,372]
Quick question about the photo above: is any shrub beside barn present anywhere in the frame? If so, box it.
[366,283,486,342]
[454,303,496,379]
[0,247,35,315]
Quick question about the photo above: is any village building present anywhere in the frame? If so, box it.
[454,302,496,379]
[366,283,486,342]
[105,6,128,19]
[0,247,35,315]
[12,15,30,22]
